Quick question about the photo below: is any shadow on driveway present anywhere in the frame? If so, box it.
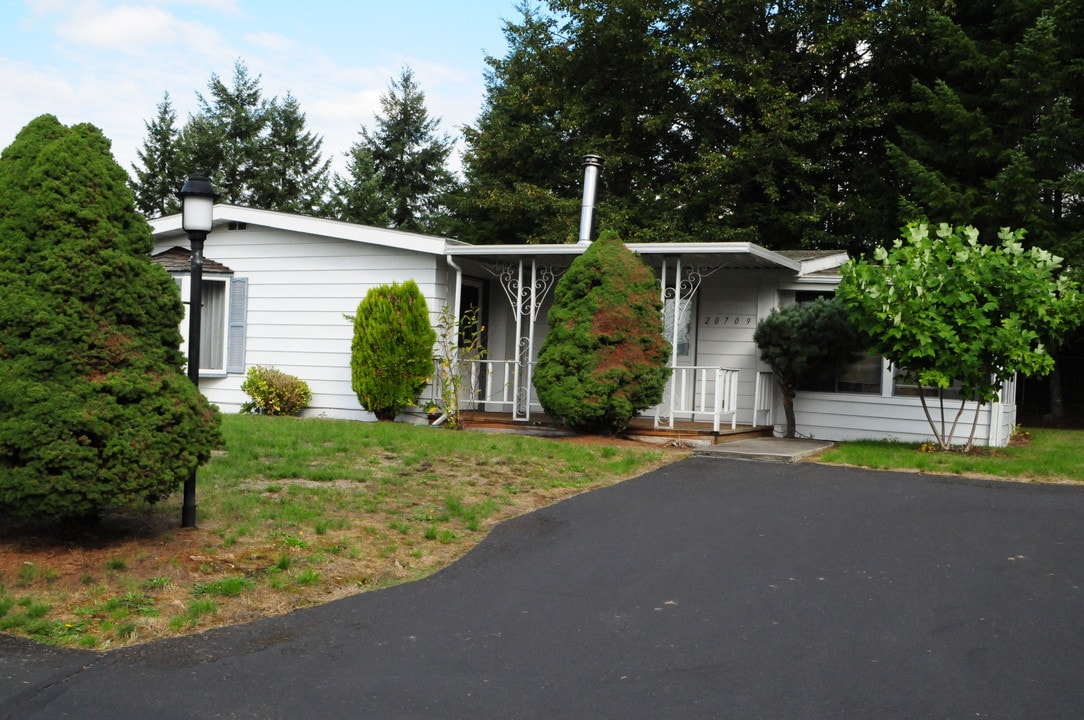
[3,458,1083,719]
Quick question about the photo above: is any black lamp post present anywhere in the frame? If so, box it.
[176,172,219,528]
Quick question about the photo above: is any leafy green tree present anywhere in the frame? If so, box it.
[130,92,181,218]
[837,221,1083,451]
[0,115,221,521]
[350,281,437,421]
[534,232,671,434]
[754,297,864,438]
[337,67,456,233]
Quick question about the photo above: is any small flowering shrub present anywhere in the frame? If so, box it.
[240,366,313,416]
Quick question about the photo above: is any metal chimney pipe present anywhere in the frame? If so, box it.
[577,154,603,245]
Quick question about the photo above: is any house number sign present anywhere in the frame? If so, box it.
[703,314,757,327]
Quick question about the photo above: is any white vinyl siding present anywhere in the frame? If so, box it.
[156,223,448,420]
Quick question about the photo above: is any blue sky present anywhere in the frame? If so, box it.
[0,0,516,175]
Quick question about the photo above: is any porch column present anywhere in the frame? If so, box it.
[656,260,720,429]
[486,259,563,421]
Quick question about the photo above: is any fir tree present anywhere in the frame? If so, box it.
[130,92,181,218]
[338,67,457,233]
[257,92,331,215]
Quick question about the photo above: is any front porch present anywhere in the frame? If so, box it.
[450,411,774,447]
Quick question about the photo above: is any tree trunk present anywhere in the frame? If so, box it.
[1048,349,1065,423]
[782,392,797,439]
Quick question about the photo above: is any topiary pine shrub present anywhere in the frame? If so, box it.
[534,231,672,435]
[753,297,864,439]
[0,115,222,522]
[350,280,437,421]
[240,366,313,416]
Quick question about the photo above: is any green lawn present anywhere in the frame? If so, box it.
[816,428,1084,483]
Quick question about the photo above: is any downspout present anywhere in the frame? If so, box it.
[432,255,465,427]
[577,155,603,245]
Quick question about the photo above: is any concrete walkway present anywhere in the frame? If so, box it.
[3,458,1083,719]
[696,436,834,462]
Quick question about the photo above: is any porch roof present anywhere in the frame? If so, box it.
[446,242,845,274]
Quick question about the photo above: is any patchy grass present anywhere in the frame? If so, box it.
[0,414,682,650]
[815,428,1084,484]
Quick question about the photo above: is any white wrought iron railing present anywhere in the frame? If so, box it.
[425,357,543,421]
[753,370,774,428]
[654,366,739,432]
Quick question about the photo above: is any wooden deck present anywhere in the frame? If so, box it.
[457,411,773,446]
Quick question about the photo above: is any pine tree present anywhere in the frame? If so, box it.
[132,60,333,216]
[337,67,456,233]
[534,232,671,435]
[130,92,181,218]
[0,115,221,521]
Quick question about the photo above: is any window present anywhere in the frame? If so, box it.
[174,274,248,376]
[793,290,881,395]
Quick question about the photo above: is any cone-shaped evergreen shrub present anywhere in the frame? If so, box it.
[534,231,671,435]
[350,280,437,420]
[0,115,221,521]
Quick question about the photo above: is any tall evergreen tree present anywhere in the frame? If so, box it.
[132,60,332,216]
[332,142,389,227]
[130,92,181,218]
[337,67,457,233]
[256,92,331,215]
[0,115,221,521]
[457,0,887,249]
[178,59,272,206]
[881,0,1084,260]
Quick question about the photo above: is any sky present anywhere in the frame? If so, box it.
[0,0,517,177]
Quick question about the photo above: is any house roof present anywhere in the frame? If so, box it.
[148,204,462,256]
[151,246,234,273]
[447,242,848,276]
[147,205,848,277]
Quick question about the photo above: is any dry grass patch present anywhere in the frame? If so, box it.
[0,414,685,650]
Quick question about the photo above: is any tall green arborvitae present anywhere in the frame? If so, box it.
[534,232,671,435]
[0,115,221,521]
[350,281,437,421]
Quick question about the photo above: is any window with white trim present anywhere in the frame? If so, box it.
[173,274,248,376]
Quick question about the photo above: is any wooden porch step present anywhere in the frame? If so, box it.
[622,419,774,447]
[457,411,773,446]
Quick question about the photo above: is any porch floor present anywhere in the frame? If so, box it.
[457,411,774,447]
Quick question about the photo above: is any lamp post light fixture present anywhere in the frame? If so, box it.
[176,172,219,528]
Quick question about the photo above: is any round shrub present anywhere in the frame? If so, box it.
[350,280,437,421]
[240,366,313,416]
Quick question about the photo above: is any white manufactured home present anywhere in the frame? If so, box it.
[150,205,1017,447]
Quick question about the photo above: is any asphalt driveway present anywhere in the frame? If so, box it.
[3,457,1083,719]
